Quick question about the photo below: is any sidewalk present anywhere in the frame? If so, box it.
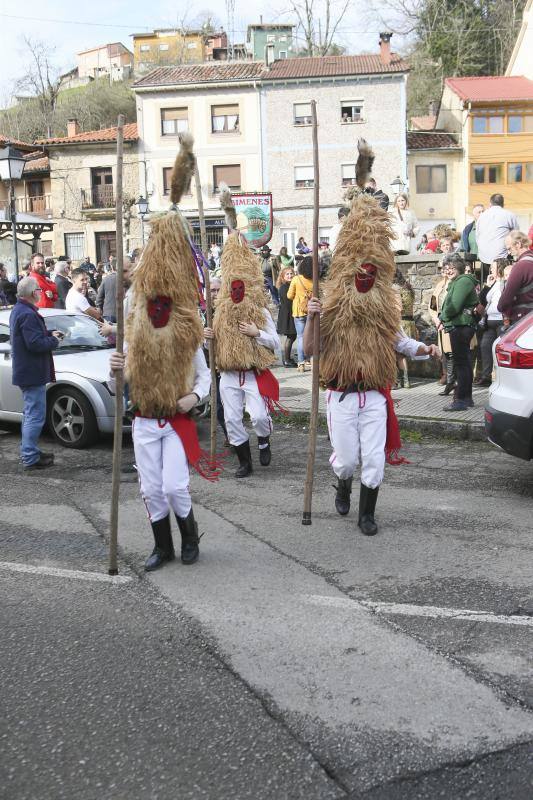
[273,364,489,440]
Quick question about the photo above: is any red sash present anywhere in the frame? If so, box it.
[254,368,288,415]
[378,387,409,466]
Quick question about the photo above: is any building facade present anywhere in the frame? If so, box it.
[506,0,533,79]
[407,130,463,235]
[246,24,295,63]
[132,29,207,73]
[77,43,133,82]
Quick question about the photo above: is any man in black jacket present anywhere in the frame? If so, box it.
[53,262,72,309]
[0,263,17,305]
[364,178,389,210]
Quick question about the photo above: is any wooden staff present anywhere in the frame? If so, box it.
[108,114,125,575]
[194,160,217,458]
[302,99,321,526]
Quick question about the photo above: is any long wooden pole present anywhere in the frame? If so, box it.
[108,114,125,575]
[194,160,217,458]
[302,100,321,526]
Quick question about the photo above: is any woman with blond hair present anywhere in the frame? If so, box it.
[390,193,419,255]
[276,264,297,367]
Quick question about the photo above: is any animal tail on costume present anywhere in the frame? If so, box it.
[254,368,289,416]
[379,388,409,466]
[355,139,375,189]
[170,133,196,205]
[219,182,237,231]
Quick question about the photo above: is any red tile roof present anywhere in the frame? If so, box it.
[0,134,37,151]
[407,131,460,150]
[134,62,265,88]
[445,75,533,103]
[410,115,437,130]
[23,152,50,172]
[263,54,409,80]
[37,123,138,145]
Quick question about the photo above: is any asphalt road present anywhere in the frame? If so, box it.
[0,418,532,799]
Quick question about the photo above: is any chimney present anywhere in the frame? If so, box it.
[379,32,392,66]
[67,118,80,138]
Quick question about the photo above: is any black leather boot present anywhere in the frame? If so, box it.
[175,508,200,565]
[145,515,175,571]
[257,435,271,466]
[234,440,253,478]
[358,484,379,536]
[334,477,352,515]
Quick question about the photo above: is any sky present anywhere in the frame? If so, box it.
[0,0,406,101]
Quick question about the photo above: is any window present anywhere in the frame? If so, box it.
[415,165,447,193]
[267,35,275,42]
[279,50,287,59]
[64,232,85,261]
[472,116,504,134]
[161,107,188,135]
[159,43,169,51]
[341,101,364,123]
[187,42,197,49]
[471,163,503,184]
[294,165,314,188]
[319,226,332,244]
[282,228,297,254]
[140,44,151,52]
[508,115,533,133]
[341,164,356,187]
[211,104,239,133]
[279,35,287,42]
[294,102,312,125]
[213,164,241,193]
[508,162,533,183]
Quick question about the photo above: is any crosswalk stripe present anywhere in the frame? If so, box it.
[0,561,133,584]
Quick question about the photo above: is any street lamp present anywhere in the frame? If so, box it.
[389,175,406,196]
[136,195,149,246]
[0,145,26,281]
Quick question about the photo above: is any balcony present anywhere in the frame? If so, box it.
[81,186,115,219]
[0,195,52,218]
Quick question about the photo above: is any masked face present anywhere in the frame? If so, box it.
[147,296,172,328]
[355,263,377,293]
[230,279,245,304]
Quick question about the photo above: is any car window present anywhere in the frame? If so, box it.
[0,323,10,343]
[44,314,111,349]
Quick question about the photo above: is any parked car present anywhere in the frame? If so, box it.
[485,311,533,460]
[0,308,122,448]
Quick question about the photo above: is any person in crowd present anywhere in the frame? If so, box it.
[277,246,294,270]
[259,245,279,306]
[276,265,297,367]
[287,255,313,372]
[423,231,441,253]
[475,258,506,386]
[392,268,416,389]
[202,276,228,443]
[328,207,350,252]
[498,230,533,325]
[9,276,63,470]
[417,233,428,253]
[96,259,122,321]
[44,258,55,275]
[461,204,484,263]
[429,261,455,392]
[296,237,311,255]
[29,252,58,309]
[439,236,455,256]
[438,254,479,411]
[364,177,389,210]
[18,262,31,282]
[318,240,332,278]
[82,256,96,271]
[65,268,103,320]
[390,194,419,255]
[210,242,221,270]
[476,194,519,274]
[53,261,72,309]
[0,263,17,305]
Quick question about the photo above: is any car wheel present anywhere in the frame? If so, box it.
[46,386,98,449]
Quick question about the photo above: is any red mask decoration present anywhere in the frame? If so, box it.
[355,263,377,293]
[147,296,172,328]
[230,279,245,304]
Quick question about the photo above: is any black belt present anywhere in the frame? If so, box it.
[401,315,414,321]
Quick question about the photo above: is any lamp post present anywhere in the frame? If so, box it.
[136,195,149,246]
[0,145,26,281]
[389,175,406,197]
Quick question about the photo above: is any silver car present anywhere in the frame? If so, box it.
[0,308,122,448]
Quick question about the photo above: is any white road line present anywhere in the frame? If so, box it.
[306,594,533,628]
[0,561,133,585]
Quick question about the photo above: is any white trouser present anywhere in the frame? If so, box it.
[326,388,387,489]
[219,370,272,447]
[132,417,191,522]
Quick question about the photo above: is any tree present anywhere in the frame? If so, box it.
[288,0,350,56]
[13,36,61,138]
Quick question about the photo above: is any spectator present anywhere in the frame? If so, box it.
[439,236,455,256]
[328,207,350,252]
[461,204,484,263]
[65,268,102,320]
[209,243,221,270]
[429,262,455,391]
[392,268,416,389]
[82,256,96,271]
[29,252,58,309]
[53,261,72,309]
[439,254,478,411]
[44,258,55,275]
[423,231,441,253]
[96,261,123,321]
[498,230,533,324]
[390,194,419,255]
[9,276,62,470]
[475,258,506,386]
[287,255,313,372]
[259,245,279,306]
[0,263,17,305]
[417,233,428,253]
[296,237,311,255]
[276,265,297,367]
[277,246,294,269]
[475,194,519,273]
[364,177,390,210]
[318,241,332,279]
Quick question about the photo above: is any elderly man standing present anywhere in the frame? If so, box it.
[53,261,72,309]
[476,194,518,275]
[9,277,63,470]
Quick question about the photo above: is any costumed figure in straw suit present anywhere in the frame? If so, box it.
[303,140,440,535]
[110,134,218,571]
[208,186,281,478]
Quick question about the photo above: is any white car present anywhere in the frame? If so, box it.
[485,311,533,460]
[0,308,122,448]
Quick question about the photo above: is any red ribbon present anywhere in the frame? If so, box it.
[254,368,289,416]
[378,387,409,466]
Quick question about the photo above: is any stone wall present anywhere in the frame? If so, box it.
[395,253,442,377]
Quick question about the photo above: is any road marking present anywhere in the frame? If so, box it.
[0,561,133,584]
[306,594,533,628]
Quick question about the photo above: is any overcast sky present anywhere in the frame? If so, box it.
[0,1,405,102]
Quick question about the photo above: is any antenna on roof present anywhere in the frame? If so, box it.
[225,0,235,60]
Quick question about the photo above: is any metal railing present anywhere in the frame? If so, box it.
[81,186,115,209]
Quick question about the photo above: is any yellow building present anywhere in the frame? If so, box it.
[132,29,206,72]
[437,75,533,230]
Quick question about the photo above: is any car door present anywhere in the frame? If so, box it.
[0,322,23,414]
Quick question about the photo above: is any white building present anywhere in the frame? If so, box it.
[506,0,533,79]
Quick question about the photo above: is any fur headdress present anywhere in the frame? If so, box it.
[319,140,401,389]
[213,189,275,372]
[125,135,203,416]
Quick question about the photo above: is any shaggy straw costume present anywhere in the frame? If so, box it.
[125,134,215,571]
[313,140,428,535]
[213,186,281,477]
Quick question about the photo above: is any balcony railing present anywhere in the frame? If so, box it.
[0,195,52,216]
[81,186,115,209]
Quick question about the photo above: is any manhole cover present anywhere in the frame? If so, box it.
[280,387,308,398]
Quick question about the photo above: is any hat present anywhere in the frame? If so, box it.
[260,245,271,254]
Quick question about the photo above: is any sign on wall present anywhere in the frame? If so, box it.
[232,193,273,248]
